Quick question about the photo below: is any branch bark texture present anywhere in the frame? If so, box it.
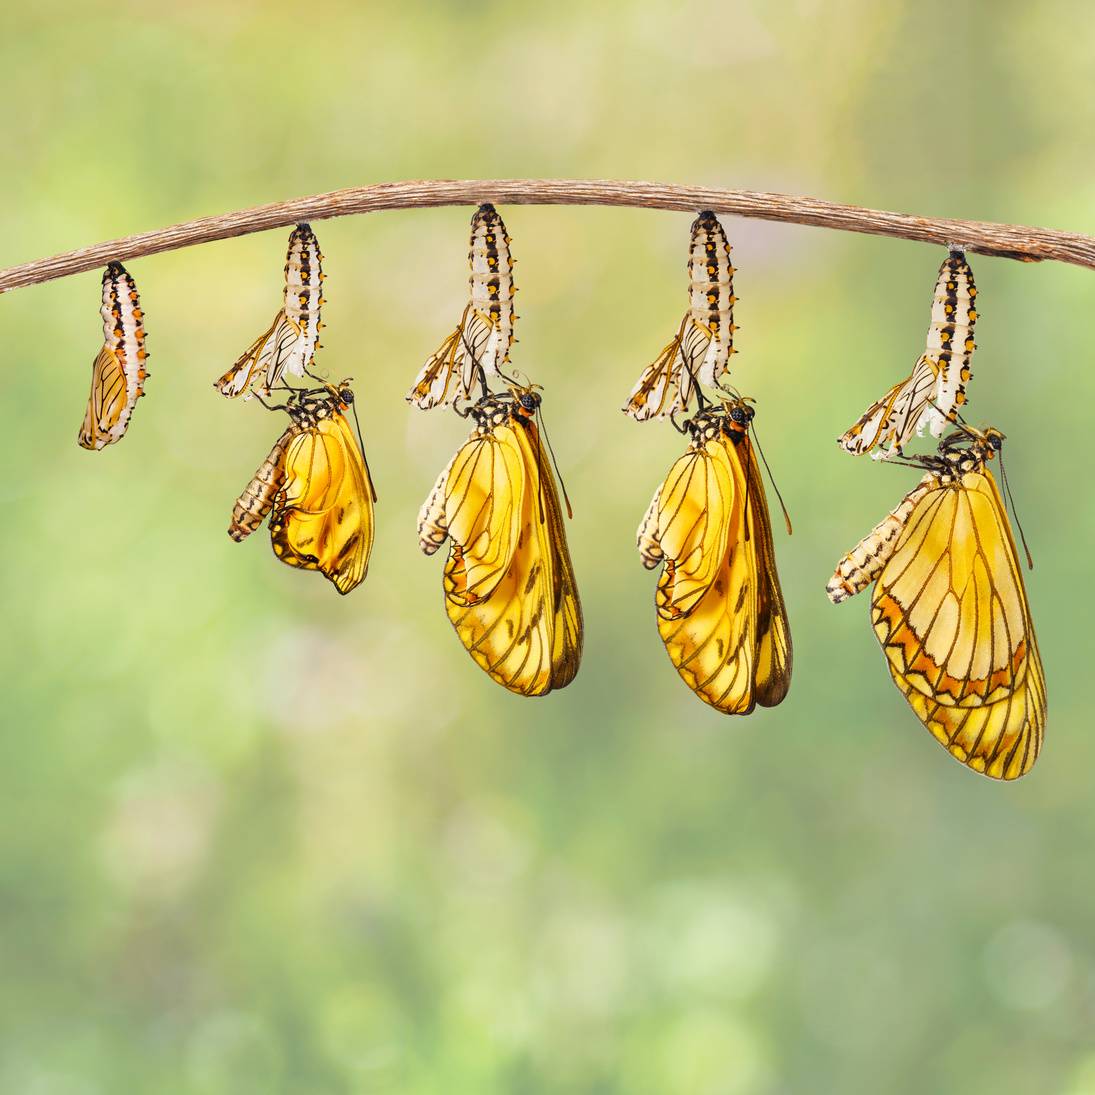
[3,178,1094,294]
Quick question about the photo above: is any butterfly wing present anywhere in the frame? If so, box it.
[436,414,582,695]
[652,431,763,714]
[78,347,129,450]
[269,409,374,594]
[740,436,792,708]
[871,467,1044,778]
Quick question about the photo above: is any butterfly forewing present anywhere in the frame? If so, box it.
[838,252,977,458]
[420,389,583,696]
[270,403,374,595]
[640,401,791,714]
[78,263,149,449]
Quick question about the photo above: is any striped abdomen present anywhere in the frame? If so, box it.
[229,426,296,541]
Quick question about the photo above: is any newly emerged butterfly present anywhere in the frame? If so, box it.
[638,396,792,714]
[827,424,1045,779]
[839,251,977,459]
[418,384,582,696]
[229,381,375,595]
[623,211,736,421]
[215,224,324,399]
[78,262,149,450]
[408,204,517,409]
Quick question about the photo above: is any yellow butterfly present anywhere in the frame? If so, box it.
[623,211,736,421]
[827,423,1045,779]
[215,224,324,399]
[230,381,375,595]
[78,262,149,450]
[638,396,792,713]
[418,384,583,695]
[408,204,517,409]
[838,251,976,459]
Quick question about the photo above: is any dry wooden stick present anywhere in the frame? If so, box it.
[3,178,1094,294]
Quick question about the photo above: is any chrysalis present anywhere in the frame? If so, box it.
[408,204,517,409]
[78,262,149,450]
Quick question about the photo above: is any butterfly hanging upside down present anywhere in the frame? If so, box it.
[229,380,375,595]
[637,396,792,714]
[78,262,149,450]
[214,224,325,399]
[827,423,1045,779]
[418,384,583,696]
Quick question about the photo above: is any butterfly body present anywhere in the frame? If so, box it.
[827,426,1045,779]
[230,383,374,595]
[639,398,791,713]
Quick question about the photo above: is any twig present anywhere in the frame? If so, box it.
[3,178,1094,294]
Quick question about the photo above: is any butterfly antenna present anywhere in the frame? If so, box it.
[348,394,378,503]
[997,447,1032,570]
[747,419,792,536]
[536,406,573,520]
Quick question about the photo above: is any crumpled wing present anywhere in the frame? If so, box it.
[270,411,374,594]
[653,437,738,619]
[440,419,582,696]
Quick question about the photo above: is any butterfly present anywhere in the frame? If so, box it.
[827,423,1045,779]
[229,381,375,595]
[408,203,517,410]
[637,396,792,713]
[623,211,736,421]
[78,262,149,450]
[838,250,977,459]
[215,224,324,399]
[418,384,582,695]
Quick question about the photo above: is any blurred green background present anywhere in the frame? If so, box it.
[3,1,1095,1091]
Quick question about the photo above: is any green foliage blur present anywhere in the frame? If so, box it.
[2,1,1095,1091]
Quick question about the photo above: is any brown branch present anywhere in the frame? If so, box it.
[3,178,1094,294]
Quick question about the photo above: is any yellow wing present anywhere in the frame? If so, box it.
[741,434,792,708]
[643,407,791,714]
[215,310,303,399]
[269,408,374,594]
[871,466,1044,779]
[78,346,129,450]
[425,400,583,696]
